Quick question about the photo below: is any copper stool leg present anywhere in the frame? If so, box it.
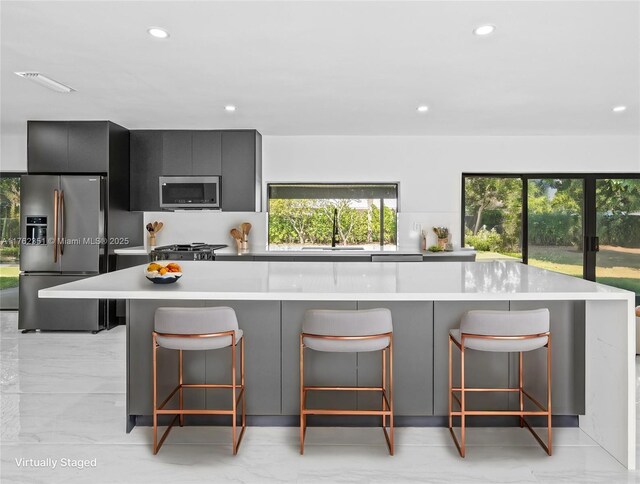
[153,334,158,454]
[519,351,524,428]
[449,332,552,458]
[299,334,306,455]
[299,332,393,456]
[152,331,247,456]
[179,350,184,427]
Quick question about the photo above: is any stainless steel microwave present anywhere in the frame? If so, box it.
[159,176,221,210]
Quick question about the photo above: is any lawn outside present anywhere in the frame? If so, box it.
[475,245,639,294]
[0,265,19,290]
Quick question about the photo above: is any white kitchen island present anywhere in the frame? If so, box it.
[39,260,636,469]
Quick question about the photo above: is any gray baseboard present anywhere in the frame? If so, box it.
[130,414,577,429]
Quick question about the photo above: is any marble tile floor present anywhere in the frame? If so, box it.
[0,311,638,483]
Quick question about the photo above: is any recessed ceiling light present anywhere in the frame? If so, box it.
[224,105,237,112]
[147,27,169,39]
[416,105,429,113]
[473,24,496,36]
[14,72,75,93]
[612,105,627,113]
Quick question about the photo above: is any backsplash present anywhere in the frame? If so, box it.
[141,212,268,250]
[396,212,461,250]
[140,211,458,252]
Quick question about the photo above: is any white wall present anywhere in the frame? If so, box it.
[263,135,640,249]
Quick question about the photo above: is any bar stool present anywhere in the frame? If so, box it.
[152,307,246,455]
[448,308,552,457]
[300,308,394,455]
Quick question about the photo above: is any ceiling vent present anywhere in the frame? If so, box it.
[14,72,75,93]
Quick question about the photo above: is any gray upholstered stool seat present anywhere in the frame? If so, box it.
[448,307,552,458]
[299,307,395,455]
[152,306,246,455]
[302,308,392,352]
[450,309,549,352]
[154,306,243,351]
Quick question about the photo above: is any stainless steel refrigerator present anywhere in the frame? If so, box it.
[19,175,108,332]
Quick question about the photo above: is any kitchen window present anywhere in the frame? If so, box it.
[267,183,398,250]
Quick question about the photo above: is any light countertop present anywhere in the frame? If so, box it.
[115,245,475,258]
[39,260,633,302]
[113,246,149,255]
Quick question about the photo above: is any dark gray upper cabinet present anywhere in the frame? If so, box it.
[130,131,162,212]
[68,122,109,172]
[28,121,110,173]
[129,129,260,212]
[192,131,221,176]
[221,130,262,212]
[28,122,70,173]
[162,131,192,175]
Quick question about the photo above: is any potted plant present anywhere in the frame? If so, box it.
[433,227,449,250]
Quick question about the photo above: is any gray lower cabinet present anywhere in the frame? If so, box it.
[357,301,433,415]
[203,300,281,415]
[115,254,150,318]
[215,255,255,261]
[433,301,510,415]
[281,301,358,414]
[508,301,585,414]
[127,300,280,417]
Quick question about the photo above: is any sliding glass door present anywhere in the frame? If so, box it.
[594,178,640,295]
[527,178,584,277]
[463,173,639,303]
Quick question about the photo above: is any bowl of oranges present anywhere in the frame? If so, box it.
[145,262,182,284]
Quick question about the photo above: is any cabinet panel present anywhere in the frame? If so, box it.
[27,122,68,172]
[204,301,281,415]
[68,122,108,172]
[162,131,192,175]
[221,131,257,211]
[130,131,162,211]
[433,301,510,415]
[281,301,357,415]
[357,301,433,415]
[128,300,206,415]
[508,301,585,414]
[115,255,150,318]
[192,131,222,175]
[215,255,254,261]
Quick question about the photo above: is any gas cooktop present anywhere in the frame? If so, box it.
[151,243,228,261]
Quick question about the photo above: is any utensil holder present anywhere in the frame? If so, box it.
[148,233,156,248]
[437,237,448,249]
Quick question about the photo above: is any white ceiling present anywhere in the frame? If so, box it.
[1,1,639,136]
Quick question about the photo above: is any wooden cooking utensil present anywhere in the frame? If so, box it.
[155,222,164,234]
[241,222,252,237]
[230,228,243,241]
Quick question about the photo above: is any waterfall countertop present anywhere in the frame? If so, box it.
[38,260,633,302]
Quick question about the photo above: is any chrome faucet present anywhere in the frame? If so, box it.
[331,208,339,247]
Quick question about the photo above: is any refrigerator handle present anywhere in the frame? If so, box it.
[59,190,65,256]
[53,189,59,263]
